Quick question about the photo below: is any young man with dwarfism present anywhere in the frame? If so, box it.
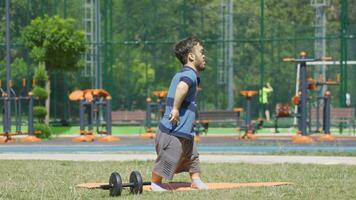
[151,37,208,191]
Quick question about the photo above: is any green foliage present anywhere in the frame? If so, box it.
[0,58,27,86]
[33,106,47,120]
[22,15,87,71]
[33,65,49,87]
[32,64,49,122]
[112,57,156,109]
[1,0,356,112]
[34,123,52,139]
[32,86,49,100]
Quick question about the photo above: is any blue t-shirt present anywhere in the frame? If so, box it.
[159,66,200,139]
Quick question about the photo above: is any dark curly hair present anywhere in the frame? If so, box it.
[174,37,203,65]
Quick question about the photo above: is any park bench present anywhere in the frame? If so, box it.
[310,107,355,134]
[111,109,245,133]
[274,106,355,134]
[111,110,146,125]
[197,110,242,125]
[194,109,244,135]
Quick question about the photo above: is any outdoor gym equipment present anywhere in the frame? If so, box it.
[239,90,258,140]
[283,51,333,143]
[192,86,206,142]
[306,77,339,134]
[193,118,209,136]
[318,91,334,140]
[274,103,293,133]
[142,90,167,139]
[69,89,119,142]
[192,115,209,142]
[0,79,39,143]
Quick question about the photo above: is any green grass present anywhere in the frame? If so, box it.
[49,125,239,135]
[0,160,355,199]
[212,151,356,157]
[50,126,147,135]
[48,126,354,136]
[1,125,353,136]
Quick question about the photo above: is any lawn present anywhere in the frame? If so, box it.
[49,125,353,136]
[1,124,353,136]
[0,160,355,199]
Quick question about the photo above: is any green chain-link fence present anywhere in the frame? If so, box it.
[0,0,355,124]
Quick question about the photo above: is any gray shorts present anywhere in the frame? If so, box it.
[152,129,201,180]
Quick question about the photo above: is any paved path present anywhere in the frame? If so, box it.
[1,153,356,165]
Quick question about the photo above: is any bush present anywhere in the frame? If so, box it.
[33,106,47,120]
[32,86,49,100]
[33,65,48,86]
[34,123,52,139]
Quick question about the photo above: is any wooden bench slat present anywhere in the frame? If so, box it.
[310,108,355,121]
[197,110,241,122]
[111,110,146,123]
[111,110,243,123]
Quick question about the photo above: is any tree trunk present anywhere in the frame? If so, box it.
[45,80,50,125]
[39,61,51,125]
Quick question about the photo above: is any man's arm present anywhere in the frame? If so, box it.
[169,81,189,125]
[266,82,273,92]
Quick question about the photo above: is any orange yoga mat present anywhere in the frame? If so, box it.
[77,182,292,191]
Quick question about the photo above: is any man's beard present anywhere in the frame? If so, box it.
[197,63,205,72]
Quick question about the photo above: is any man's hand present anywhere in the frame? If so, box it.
[169,81,189,126]
[169,108,180,125]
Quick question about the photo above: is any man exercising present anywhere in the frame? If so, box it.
[259,82,273,121]
[151,37,208,191]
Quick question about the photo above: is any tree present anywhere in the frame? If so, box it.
[0,58,27,89]
[22,15,86,124]
[32,66,52,139]
[112,57,155,110]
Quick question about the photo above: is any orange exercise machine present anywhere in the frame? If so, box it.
[239,90,258,140]
[142,90,167,139]
[284,51,337,143]
[69,89,119,142]
[0,79,40,143]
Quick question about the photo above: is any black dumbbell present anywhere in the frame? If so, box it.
[104,171,151,196]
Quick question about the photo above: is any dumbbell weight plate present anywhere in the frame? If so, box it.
[129,171,143,194]
[109,172,122,196]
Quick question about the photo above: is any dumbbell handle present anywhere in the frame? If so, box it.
[101,181,151,189]
[122,181,151,187]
